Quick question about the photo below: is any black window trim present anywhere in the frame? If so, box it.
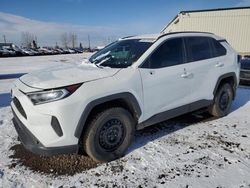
[138,35,228,69]
[139,37,186,69]
[218,39,227,43]
[210,38,227,58]
[209,38,218,58]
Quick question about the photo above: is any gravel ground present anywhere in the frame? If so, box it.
[9,144,100,176]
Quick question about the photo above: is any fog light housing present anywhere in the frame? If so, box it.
[51,116,63,137]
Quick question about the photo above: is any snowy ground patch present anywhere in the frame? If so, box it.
[0,54,250,188]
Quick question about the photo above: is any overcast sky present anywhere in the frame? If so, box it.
[0,0,250,47]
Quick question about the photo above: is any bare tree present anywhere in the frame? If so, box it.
[61,32,69,48]
[61,32,78,48]
[21,32,37,49]
[69,33,77,48]
[3,35,7,44]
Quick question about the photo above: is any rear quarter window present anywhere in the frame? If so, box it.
[210,39,227,57]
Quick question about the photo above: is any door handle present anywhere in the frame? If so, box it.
[181,72,193,78]
[215,62,224,67]
[181,69,193,78]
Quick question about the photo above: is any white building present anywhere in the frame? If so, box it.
[162,7,250,55]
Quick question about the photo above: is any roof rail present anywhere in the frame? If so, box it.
[157,31,214,40]
[120,35,135,40]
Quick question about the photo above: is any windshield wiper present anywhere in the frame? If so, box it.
[95,63,104,68]
[92,51,111,64]
[81,58,103,69]
[96,56,112,67]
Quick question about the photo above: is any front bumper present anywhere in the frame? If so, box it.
[240,69,250,82]
[12,108,78,156]
[10,79,85,155]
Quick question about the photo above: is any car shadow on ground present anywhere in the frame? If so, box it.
[128,111,216,154]
[0,73,26,108]
[0,93,11,108]
[0,73,26,80]
[129,87,250,154]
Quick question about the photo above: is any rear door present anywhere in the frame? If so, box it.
[183,36,221,102]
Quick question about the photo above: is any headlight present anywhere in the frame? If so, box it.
[27,89,69,105]
[26,84,82,105]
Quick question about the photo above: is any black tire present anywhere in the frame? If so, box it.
[209,83,233,117]
[83,107,135,162]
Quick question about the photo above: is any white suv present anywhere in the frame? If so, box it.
[11,32,240,162]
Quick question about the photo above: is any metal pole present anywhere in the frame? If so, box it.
[3,35,6,44]
[88,35,90,49]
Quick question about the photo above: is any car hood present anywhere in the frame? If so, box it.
[20,63,120,89]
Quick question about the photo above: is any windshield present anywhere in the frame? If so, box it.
[89,39,153,68]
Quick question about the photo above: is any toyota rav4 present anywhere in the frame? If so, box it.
[11,32,240,162]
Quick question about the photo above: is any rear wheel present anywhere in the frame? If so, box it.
[82,107,135,162]
[209,83,233,117]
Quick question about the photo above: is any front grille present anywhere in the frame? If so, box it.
[13,97,27,119]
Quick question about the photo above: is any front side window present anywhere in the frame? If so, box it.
[142,38,184,69]
[185,37,212,62]
[89,39,153,68]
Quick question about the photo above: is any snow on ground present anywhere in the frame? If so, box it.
[0,54,250,188]
[0,53,92,75]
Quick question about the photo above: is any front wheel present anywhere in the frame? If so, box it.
[82,107,135,162]
[209,83,233,117]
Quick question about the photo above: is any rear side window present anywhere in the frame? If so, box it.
[211,39,227,57]
[185,37,212,62]
[143,38,184,69]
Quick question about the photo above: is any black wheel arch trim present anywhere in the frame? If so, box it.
[74,92,141,138]
[213,72,238,99]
